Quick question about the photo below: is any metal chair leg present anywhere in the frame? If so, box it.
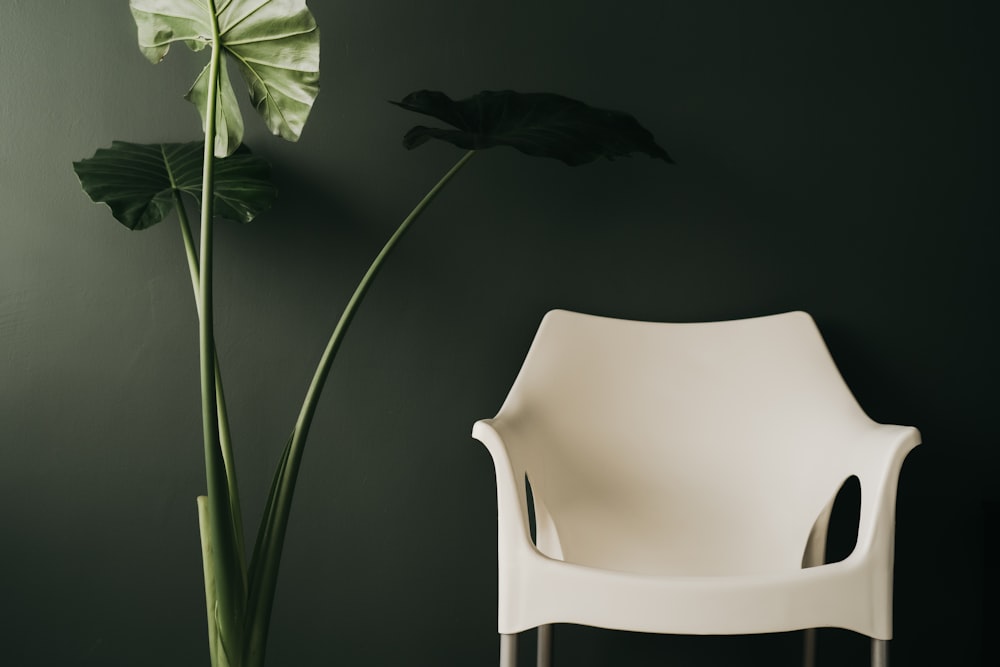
[802,628,817,667]
[871,639,888,667]
[500,633,518,667]
[537,624,552,667]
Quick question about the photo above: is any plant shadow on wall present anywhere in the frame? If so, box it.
[71,2,671,666]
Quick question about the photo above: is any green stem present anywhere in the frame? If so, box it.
[174,191,247,582]
[243,149,477,665]
[297,148,477,445]
[197,496,220,667]
[199,2,245,663]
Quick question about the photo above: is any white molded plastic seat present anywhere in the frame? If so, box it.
[473,310,919,667]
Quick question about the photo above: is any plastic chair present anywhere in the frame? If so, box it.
[472,310,919,667]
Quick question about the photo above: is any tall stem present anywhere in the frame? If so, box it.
[199,2,245,663]
[243,149,477,666]
[174,191,247,578]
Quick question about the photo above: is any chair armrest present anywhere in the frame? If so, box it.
[472,419,537,560]
[848,423,921,561]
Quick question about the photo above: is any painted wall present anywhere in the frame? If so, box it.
[1,1,995,665]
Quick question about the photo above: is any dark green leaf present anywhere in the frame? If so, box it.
[391,90,673,166]
[72,141,277,230]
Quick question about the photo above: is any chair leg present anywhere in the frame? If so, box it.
[871,639,888,667]
[500,633,518,667]
[537,624,552,667]
[802,628,817,667]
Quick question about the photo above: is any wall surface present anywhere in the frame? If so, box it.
[1,1,995,665]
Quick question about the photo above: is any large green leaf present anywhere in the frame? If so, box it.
[130,0,320,156]
[391,90,673,166]
[72,141,277,230]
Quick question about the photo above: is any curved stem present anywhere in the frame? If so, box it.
[296,150,476,441]
[243,149,477,665]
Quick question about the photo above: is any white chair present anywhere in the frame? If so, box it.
[473,310,919,667]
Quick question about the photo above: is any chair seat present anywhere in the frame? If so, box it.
[477,416,917,640]
[500,548,874,636]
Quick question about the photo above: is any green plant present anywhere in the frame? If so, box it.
[73,2,670,665]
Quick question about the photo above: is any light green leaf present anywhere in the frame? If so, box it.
[187,57,245,159]
[130,0,320,156]
[72,141,277,230]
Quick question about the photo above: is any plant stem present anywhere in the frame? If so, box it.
[296,149,478,446]
[197,496,220,667]
[243,149,477,666]
[174,190,247,580]
[199,2,245,662]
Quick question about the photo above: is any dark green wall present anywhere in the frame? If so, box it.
[1,1,995,665]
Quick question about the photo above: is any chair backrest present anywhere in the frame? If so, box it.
[490,310,876,576]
